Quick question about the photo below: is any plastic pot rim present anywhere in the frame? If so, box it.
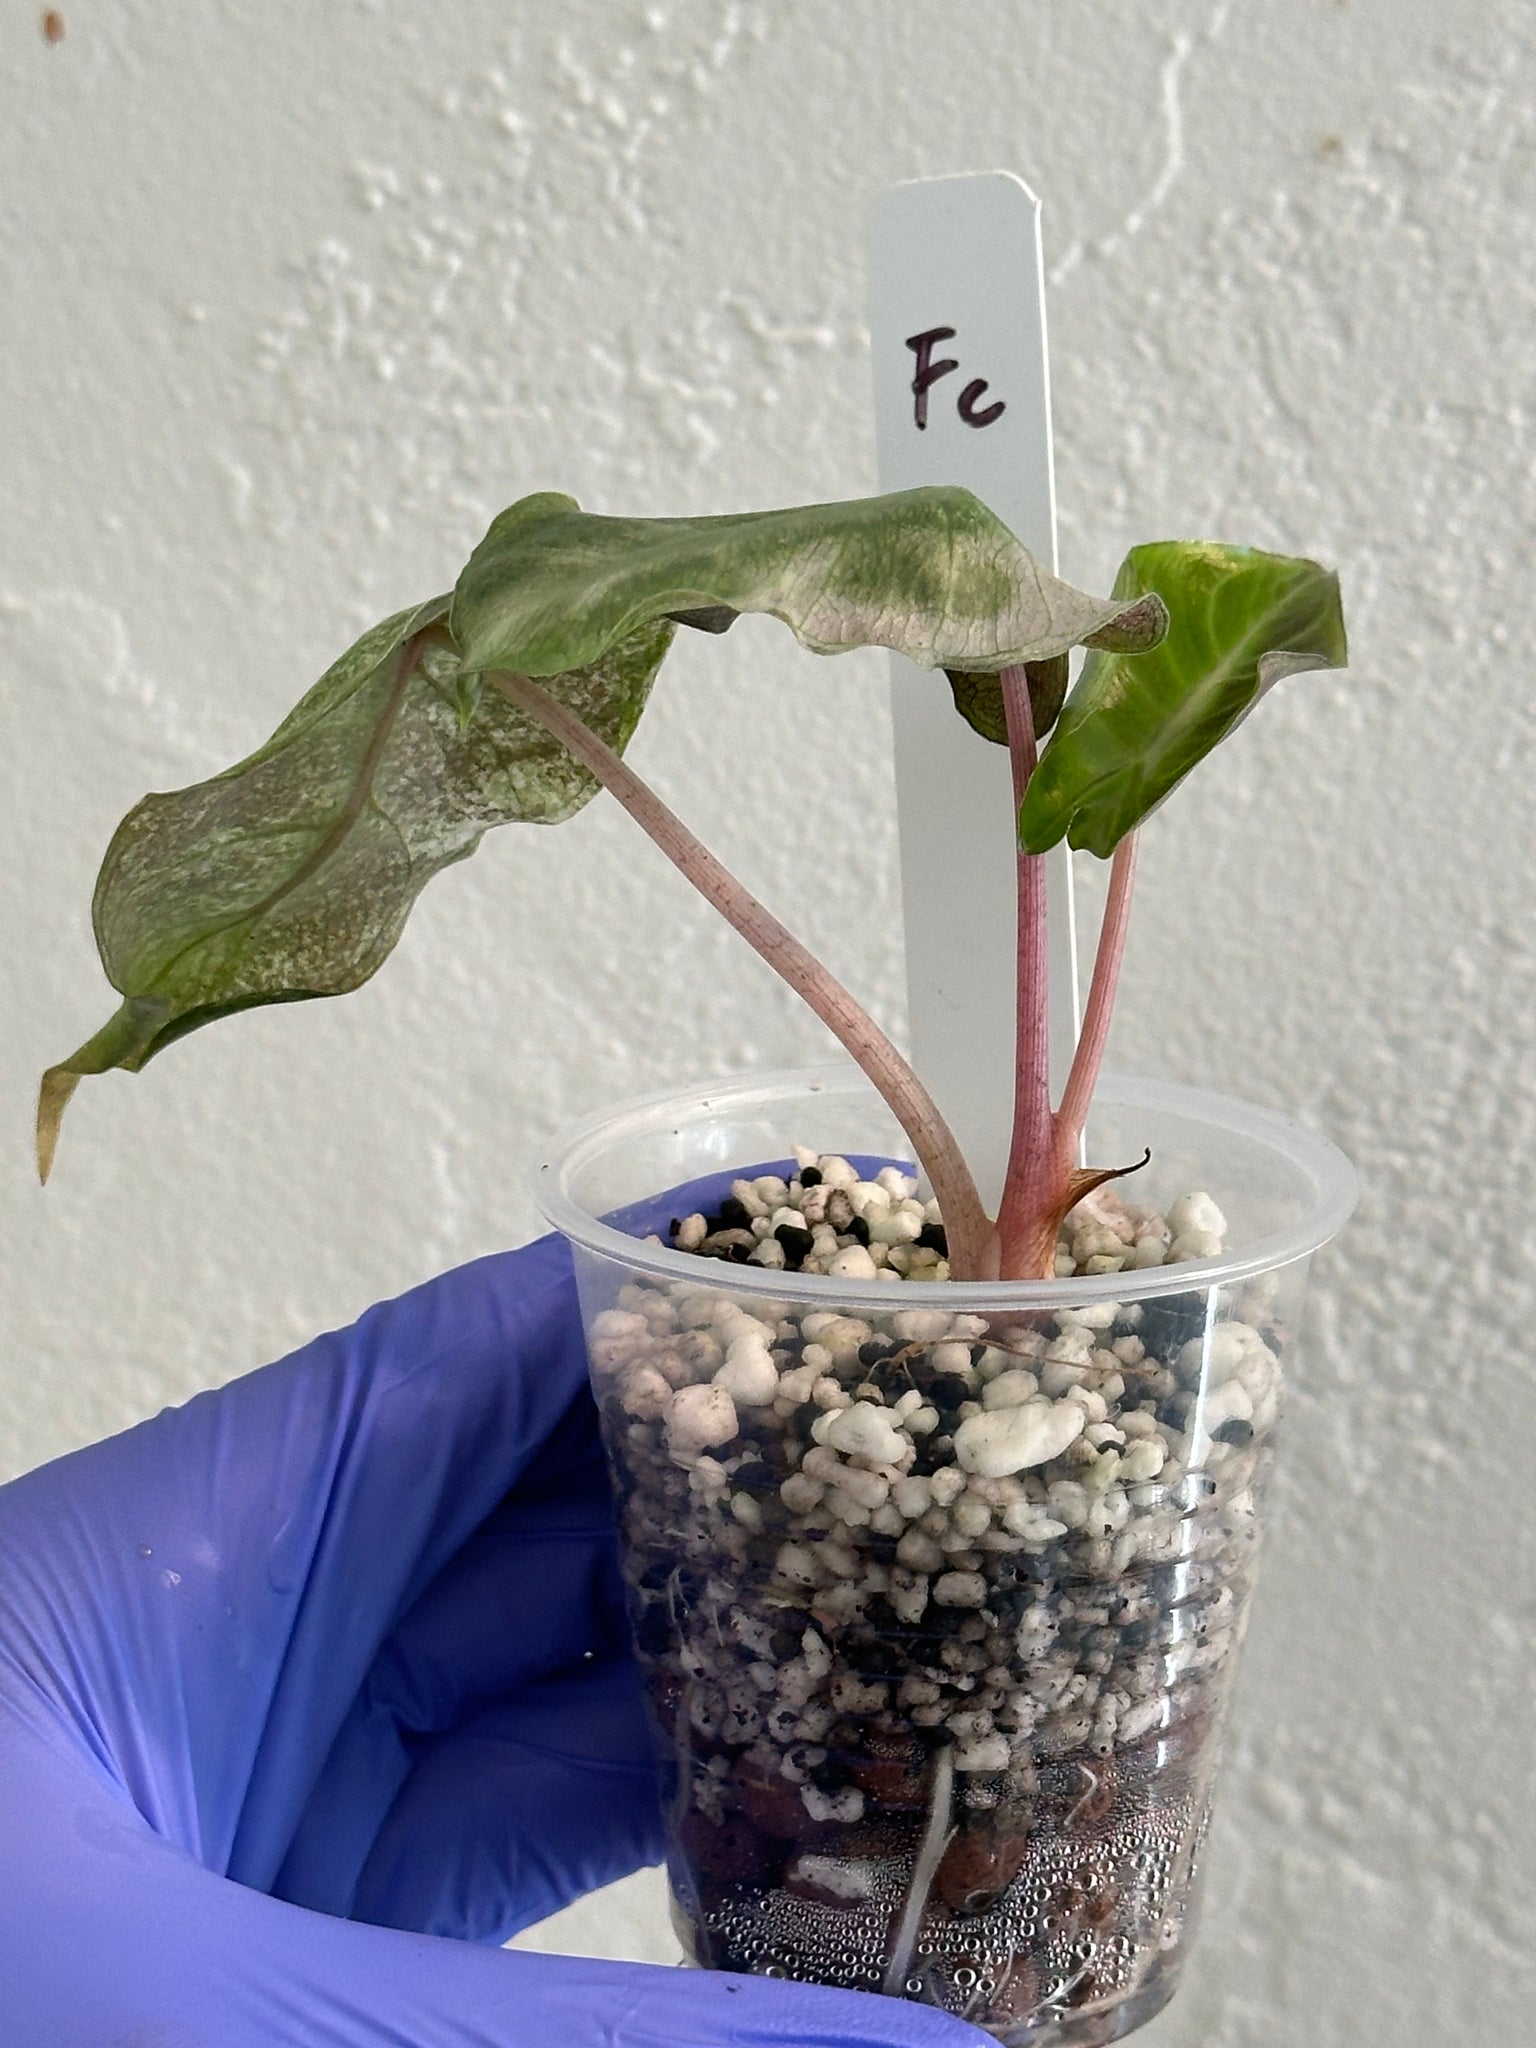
[532,1060,1360,1312]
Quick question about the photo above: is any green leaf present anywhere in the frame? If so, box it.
[37,596,675,1177]
[452,486,1157,680]
[1017,542,1347,858]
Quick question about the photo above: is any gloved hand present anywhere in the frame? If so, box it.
[0,1234,985,2048]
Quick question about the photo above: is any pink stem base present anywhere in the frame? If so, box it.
[992,666,1064,1279]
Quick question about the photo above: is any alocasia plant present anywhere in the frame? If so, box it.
[38,485,1344,1282]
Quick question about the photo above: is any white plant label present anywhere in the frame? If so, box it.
[869,171,1078,1210]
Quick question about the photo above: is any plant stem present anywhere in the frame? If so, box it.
[1056,830,1138,1158]
[993,665,1070,1280]
[493,672,994,1278]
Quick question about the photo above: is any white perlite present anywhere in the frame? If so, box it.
[713,1338,779,1406]
[665,1383,739,1456]
[954,1398,1086,1477]
[819,1401,908,1465]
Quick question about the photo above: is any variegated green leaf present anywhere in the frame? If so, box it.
[452,486,1161,680]
[1018,542,1347,858]
[37,599,674,1177]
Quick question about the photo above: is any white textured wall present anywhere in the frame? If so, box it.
[4,3,1533,2041]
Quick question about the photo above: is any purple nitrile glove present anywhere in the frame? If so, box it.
[0,1234,986,2048]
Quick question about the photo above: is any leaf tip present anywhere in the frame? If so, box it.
[1017,773,1070,857]
[36,1066,81,1184]
[1084,591,1170,655]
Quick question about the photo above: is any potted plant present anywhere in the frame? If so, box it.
[39,484,1354,2045]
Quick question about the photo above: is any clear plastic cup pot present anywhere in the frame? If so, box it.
[535,1064,1357,2046]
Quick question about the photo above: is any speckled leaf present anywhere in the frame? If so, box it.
[37,599,675,1177]
[452,486,1161,680]
[1018,542,1347,858]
